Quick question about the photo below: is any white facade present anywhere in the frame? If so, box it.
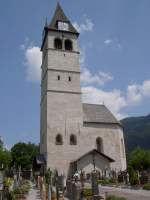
[40,3,127,178]
[76,154,111,175]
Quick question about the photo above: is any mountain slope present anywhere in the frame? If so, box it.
[121,114,150,152]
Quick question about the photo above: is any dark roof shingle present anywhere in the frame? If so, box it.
[83,103,120,124]
[48,2,79,35]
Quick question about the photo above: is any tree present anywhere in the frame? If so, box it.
[0,149,11,169]
[0,136,4,150]
[128,147,150,171]
[11,142,39,169]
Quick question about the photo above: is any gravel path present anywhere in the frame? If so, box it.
[26,184,41,200]
[26,184,150,200]
[100,186,150,200]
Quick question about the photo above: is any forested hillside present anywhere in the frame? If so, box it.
[121,114,150,152]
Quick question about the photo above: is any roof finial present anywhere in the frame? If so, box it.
[45,17,48,27]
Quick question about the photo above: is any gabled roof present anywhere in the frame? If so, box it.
[72,149,115,163]
[83,103,120,125]
[48,2,79,35]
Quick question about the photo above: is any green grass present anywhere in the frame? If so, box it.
[106,195,127,200]
[82,188,92,197]
[143,183,150,190]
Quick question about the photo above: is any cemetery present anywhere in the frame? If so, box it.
[0,1,150,200]
[0,133,150,199]
[0,158,150,200]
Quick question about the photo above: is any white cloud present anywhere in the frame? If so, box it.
[22,42,42,82]
[82,79,150,119]
[104,39,113,45]
[80,47,113,86]
[20,40,150,120]
[104,38,122,50]
[82,86,127,119]
[127,84,142,105]
[79,47,86,66]
[79,46,150,119]
[79,46,126,119]
[73,17,94,33]
[81,67,113,86]
[99,71,114,83]
[142,80,150,97]
[127,80,150,105]
[20,37,30,50]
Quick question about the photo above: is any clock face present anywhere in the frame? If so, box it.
[58,21,69,31]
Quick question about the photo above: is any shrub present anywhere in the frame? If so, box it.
[5,191,16,200]
[21,185,30,194]
[13,187,23,194]
[4,178,13,187]
[143,183,150,190]
[82,188,92,197]
[97,179,111,185]
[106,195,127,200]
[13,179,30,195]
[130,172,139,185]
[13,185,29,195]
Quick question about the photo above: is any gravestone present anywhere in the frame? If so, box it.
[0,171,3,190]
[140,172,149,184]
[13,175,19,190]
[72,181,81,200]
[0,171,4,200]
[91,171,99,196]
[92,171,105,200]
[66,179,72,197]
[56,175,66,200]
[126,173,130,185]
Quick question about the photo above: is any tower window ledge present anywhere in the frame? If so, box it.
[47,48,80,54]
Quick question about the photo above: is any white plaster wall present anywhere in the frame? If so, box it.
[40,28,127,177]
[77,154,111,174]
[80,124,127,172]
[47,70,81,93]
[46,116,126,176]
[47,51,80,72]
[47,32,80,72]
[40,96,47,154]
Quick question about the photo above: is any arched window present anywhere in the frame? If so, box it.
[68,76,71,82]
[54,38,62,50]
[70,134,77,145]
[57,75,60,80]
[96,137,103,153]
[65,39,73,51]
[56,134,63,145]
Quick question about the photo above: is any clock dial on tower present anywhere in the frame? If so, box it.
[58,21,69,31]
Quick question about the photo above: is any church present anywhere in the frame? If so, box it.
[40,3,126,178]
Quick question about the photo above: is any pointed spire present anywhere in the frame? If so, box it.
[45,17,48,27]
[48,2,79,35]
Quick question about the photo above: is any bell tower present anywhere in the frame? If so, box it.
[40,3,83,175]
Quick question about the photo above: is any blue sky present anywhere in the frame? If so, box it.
[0,0,150,147]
